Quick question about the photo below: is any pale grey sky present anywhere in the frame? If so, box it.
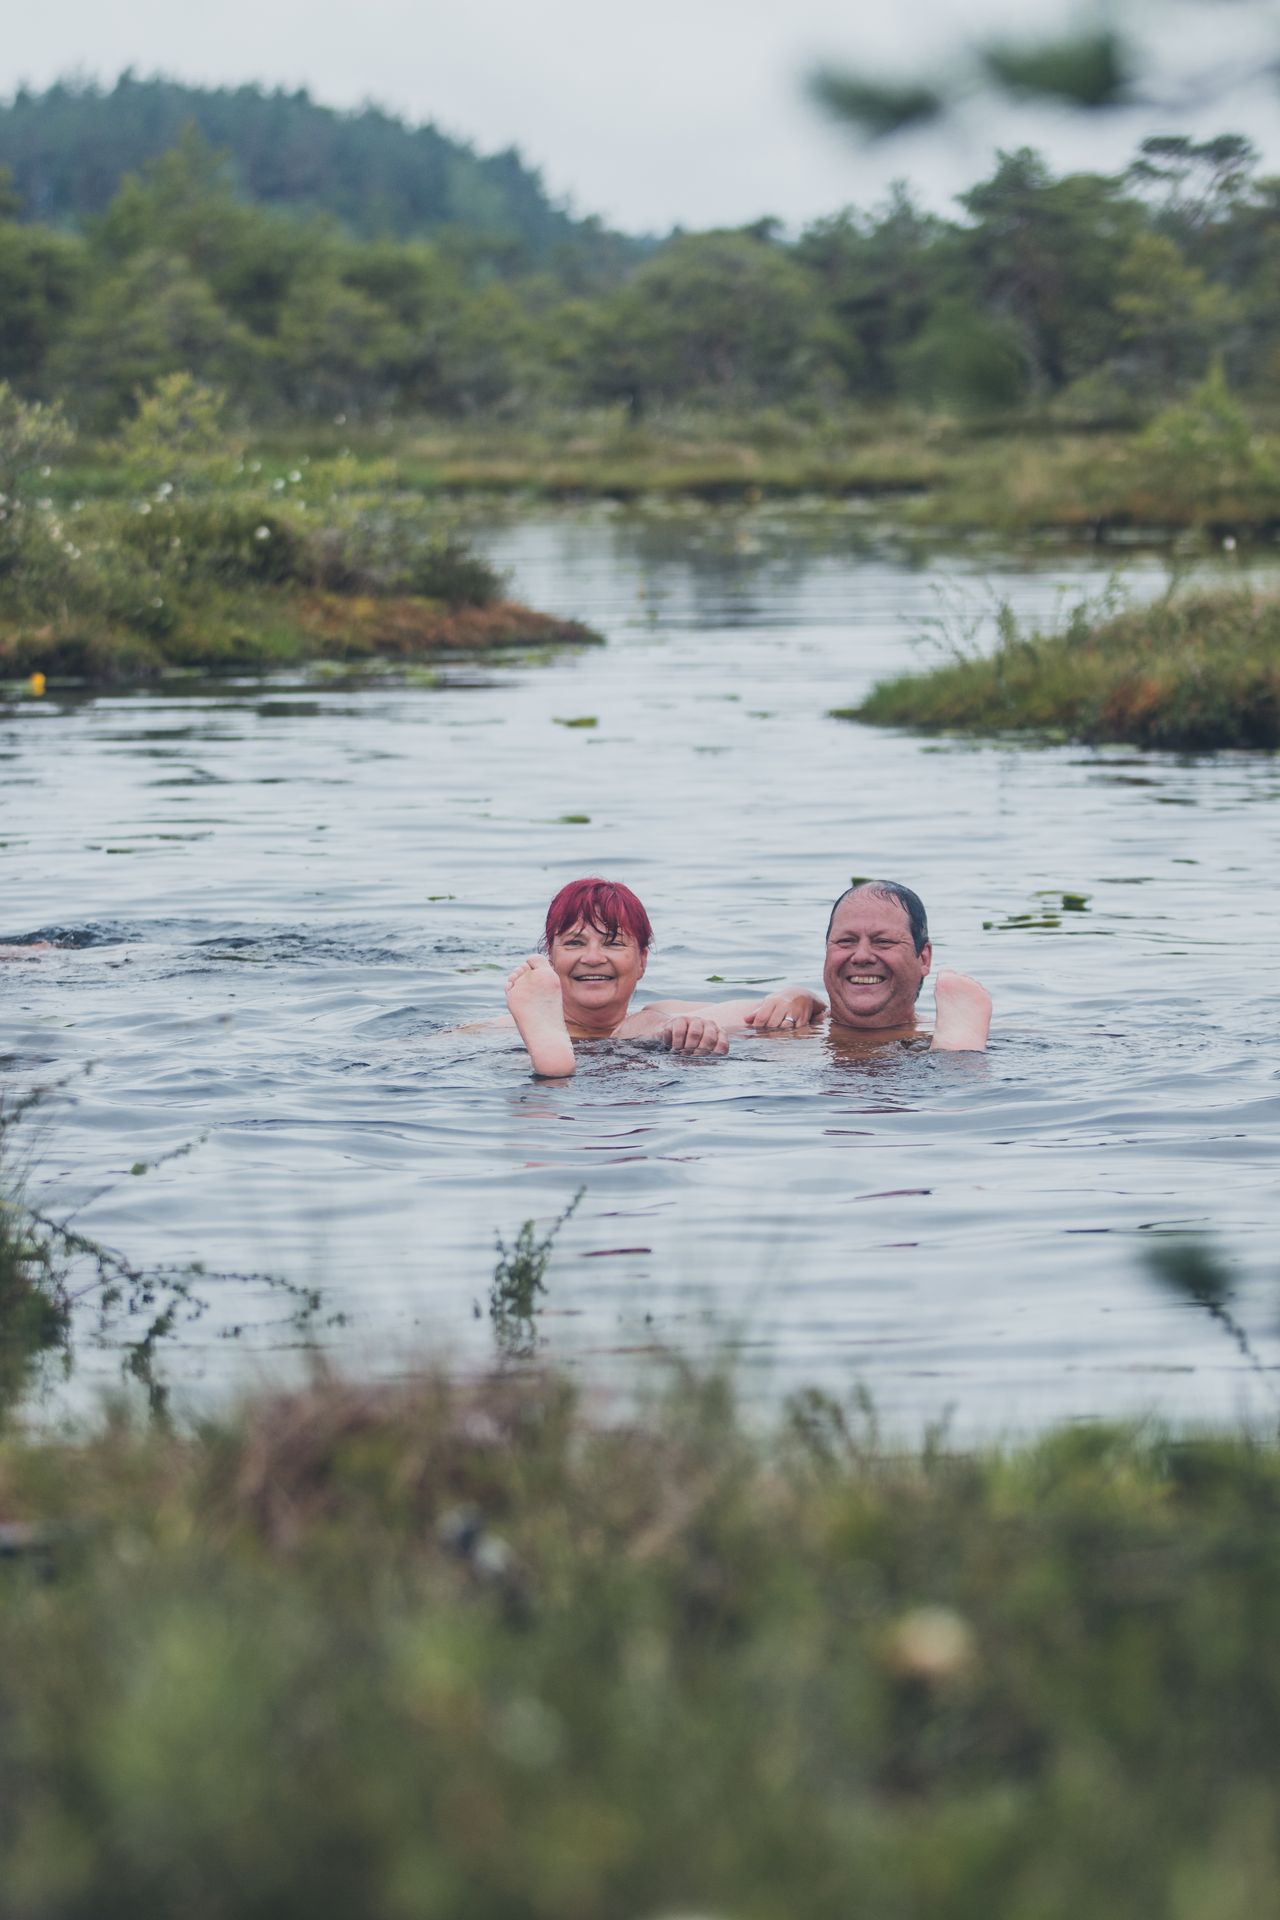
[2,0,1276,231]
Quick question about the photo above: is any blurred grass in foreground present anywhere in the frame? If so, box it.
[2,1362,1280,1917]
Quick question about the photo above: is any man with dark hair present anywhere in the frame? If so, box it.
[820,881,991,1050]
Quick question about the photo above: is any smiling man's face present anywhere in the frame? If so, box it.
[823,889,931,1031]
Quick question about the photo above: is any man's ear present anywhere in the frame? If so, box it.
[919,940,933,978]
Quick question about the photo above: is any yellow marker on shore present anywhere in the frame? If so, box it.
[29,673,46,696]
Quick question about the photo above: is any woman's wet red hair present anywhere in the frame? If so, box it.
[542,878,653,953]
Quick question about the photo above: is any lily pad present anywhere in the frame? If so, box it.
[1035,888,1091,911]
[554,715,598,729]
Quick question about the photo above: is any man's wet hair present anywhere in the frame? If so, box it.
[825,881,930,954]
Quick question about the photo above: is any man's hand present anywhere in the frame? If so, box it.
[743,987,827,1031]
[660,1013,730,1056]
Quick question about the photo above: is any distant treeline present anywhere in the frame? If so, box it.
[0,89,1275,428]
[0,75,633,270]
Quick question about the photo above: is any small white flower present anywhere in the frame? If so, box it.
[152,596,164,608]
[39,465,51,477]
[157,482,174,499]
[254,525,272,541]
[288,469,302,483]
[272,478,285,491]
[334,412,347,425]
[37,497,53,510]
[138,502,152,515]
[250,460,262,473]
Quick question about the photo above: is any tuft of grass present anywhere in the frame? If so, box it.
[3,1364,1280,1912]
[840,586,1280,750]
[488,1189,583,1359]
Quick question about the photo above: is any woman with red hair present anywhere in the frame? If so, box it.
[503,876,823,1076]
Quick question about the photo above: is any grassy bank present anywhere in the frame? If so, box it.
[228,381,1280,538]
[840,587,1280,751]
[1,1364,1279,1916]
[46,377,1280,536]
[250,416,1280,534]
[0,493,598,686]
[0,382,600,686]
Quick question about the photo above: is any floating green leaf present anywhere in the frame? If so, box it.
[554,715,598,729]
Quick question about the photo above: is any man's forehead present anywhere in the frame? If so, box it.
[828,889,910,933]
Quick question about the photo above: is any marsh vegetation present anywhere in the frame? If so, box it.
[843,579,1280,750]
[2,1349,1280,1917]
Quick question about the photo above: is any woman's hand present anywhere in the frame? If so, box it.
[742,987,826,1031]
[659,1013,730,1056]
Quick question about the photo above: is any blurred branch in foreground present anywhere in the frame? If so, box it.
[811,2,1279,139]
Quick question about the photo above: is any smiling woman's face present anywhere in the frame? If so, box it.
[548,918,648,1031]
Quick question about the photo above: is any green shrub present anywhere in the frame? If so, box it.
[117,499,309,587]
[302,509,503,605]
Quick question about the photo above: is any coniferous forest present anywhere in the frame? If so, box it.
[0,76,1275,430]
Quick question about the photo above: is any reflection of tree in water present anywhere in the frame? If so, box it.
[604,509,892,630]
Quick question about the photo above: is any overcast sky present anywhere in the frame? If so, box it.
[2,0,1276,231]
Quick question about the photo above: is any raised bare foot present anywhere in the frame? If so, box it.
[505,954,576,1077]
[930,969,992,1052]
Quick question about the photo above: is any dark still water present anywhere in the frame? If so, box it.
[4,507,1279,1435]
